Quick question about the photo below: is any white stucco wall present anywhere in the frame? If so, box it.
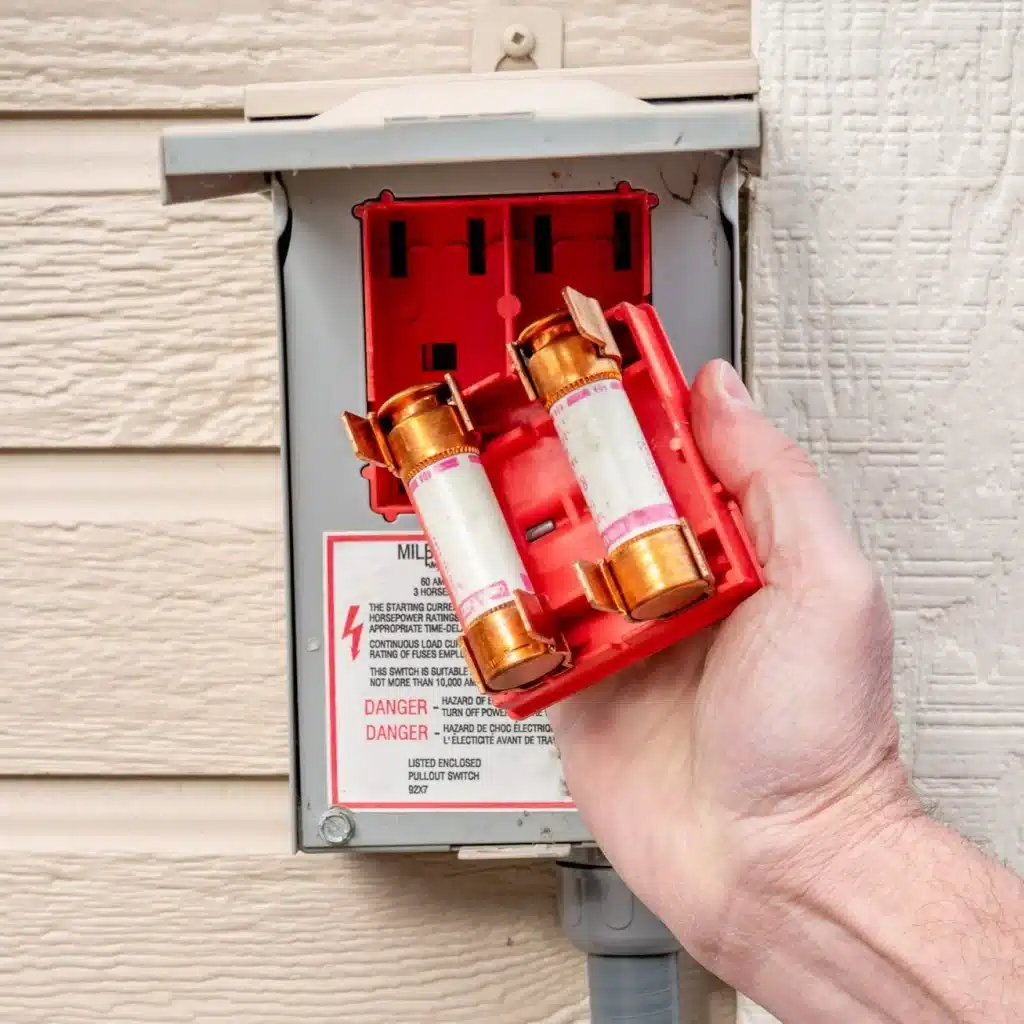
[754,0,1021,865]
[740,1,1022,1018]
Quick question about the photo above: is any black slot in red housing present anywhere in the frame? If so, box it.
[355,185,655,519]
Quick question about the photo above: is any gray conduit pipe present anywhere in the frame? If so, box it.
[587,953,682,1022]
[557,851,683,1024]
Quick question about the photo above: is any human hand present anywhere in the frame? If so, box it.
[548,359,916,975]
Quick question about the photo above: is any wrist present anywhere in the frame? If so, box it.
[693,758,923,985]
[695,764,1023,1023]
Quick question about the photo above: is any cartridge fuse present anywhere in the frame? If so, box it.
[407,452,527,626]
[343,378,570,692]
[515,289,714,621]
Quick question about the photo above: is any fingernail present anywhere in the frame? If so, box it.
[713,360,754,408]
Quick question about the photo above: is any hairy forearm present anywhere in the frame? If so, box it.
[713,794,1024,1022]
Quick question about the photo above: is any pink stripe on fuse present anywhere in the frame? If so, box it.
[407,468,430,494]
[458,580,512,623]
[409,453,471,494]
[601,503,678,549]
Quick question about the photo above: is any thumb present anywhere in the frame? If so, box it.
[690,360,869,596]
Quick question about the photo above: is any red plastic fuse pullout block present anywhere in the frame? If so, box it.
[352,184,761,716]
[459,301,764,720]
[355,186,655,519]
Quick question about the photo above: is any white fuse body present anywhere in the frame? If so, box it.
[407,452,533,627]
[550,378,678,552]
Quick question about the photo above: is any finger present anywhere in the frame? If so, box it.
[690,360,871,597]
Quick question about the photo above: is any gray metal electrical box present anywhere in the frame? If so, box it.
[160,77,758,853]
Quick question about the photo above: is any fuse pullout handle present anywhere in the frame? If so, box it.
[512,288,715,622]
[342,375,571,692]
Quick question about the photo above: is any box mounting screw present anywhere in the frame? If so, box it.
[502,24,537,60]
[471,6,564,73]
[319,808,355,845]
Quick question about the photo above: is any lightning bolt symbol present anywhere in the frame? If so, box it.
[341,604,363,661]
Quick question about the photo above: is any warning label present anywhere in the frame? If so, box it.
[325,533,573,810]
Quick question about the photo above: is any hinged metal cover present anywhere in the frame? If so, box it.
[159,79,760,205]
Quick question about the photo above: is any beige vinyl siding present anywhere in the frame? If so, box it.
[0,183,277,448]
[0,0,751,111]
[0,850,590,1024]
[0,453,285,775]
[0,3,750,1021]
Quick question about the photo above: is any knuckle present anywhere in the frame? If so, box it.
[836,557,888,621]
[797,549,885,621]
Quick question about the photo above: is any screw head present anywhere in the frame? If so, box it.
[319,808,355,846]
[502,24,536,60]
[306,638,321,652]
